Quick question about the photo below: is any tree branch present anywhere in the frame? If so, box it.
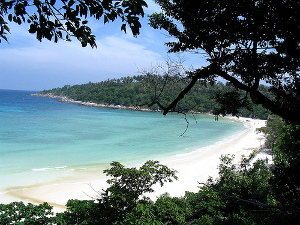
[163,75,198,115]
[164,65,300,124]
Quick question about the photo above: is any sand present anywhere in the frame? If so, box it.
[1,117,269,212]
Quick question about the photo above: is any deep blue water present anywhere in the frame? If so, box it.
[0,89,245,191]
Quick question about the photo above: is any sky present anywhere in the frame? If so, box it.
[0,1,207,91]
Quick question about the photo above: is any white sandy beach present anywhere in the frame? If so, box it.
[1,117,269,212]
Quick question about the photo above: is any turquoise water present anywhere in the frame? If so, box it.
[0,89,245,192]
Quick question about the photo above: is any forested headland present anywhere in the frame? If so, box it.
[39,75,270,120]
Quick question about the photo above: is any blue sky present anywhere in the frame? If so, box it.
[0,1,207,91]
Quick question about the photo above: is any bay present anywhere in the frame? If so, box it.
[0,89,244,192]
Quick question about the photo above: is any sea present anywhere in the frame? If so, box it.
[0,89,245,196]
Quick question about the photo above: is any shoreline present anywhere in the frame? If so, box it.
[1,117,268,212]
[30,93,157,112]
[30,93,209,115]
[146,117,269,199]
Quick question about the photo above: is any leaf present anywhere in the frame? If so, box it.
[68,0,75,7]
[121,23,126,33]
[50,0,56,6]
[8,14,12,22]
[66,34,71,41]
[104,14,108,24]
[57,30,62,38]
[16,17,22,25]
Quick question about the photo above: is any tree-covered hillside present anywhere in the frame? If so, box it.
[40,75,270,119]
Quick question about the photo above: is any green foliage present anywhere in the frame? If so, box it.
[53,160,178,224]
[123,194,191,225]
[269,125,300,222]
[40,75,271,119]
[185,155,277,225]
[103,161,178,199]
[213,90,252,117]
[0,202,54,224]
[95,160,178,223]
[54,199,99,224]
[121,202,160,225]
[153,194,191,224]
[257,115,285,149]
[0,0,147,47]
[185,187,225,220]
[121,154,281,224]
[216,155,274,207]
[273,125,300,166]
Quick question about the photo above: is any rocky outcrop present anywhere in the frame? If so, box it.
[30,93,155,112]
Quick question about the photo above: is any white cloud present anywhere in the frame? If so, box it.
[0,35,164,90]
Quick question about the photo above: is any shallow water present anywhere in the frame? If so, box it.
[0,89,245,192]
